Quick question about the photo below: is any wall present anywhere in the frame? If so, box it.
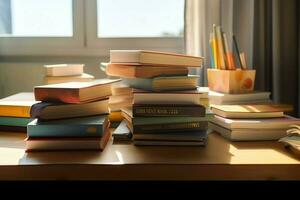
[0,56,108,98]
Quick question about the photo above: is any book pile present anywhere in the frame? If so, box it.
[106,50,209,146]
[209,104,300,141]
[0,93,38,132]
[25,79,119,151]
[43,64,94,84]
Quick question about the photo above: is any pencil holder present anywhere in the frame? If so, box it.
[207,69,256,94]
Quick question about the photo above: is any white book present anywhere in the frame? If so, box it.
[208,91,271,104]
[44,64,84,76]
[209,122,288,141]
[211,115,300,130]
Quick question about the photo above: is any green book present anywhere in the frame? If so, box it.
[27,115,109,137]
[0,116,32,127]
[122,75,199,91]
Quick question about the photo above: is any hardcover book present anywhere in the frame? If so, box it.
[0,116,32,127]
[30,98,109,120]
[105,63,188,78]
[122,75,199,92]
[44,73,94,84]
[110,50,204,67]
[27,115,109,138]
[34,79,120,103]
[44,64,84,76]
[0,92,39,118]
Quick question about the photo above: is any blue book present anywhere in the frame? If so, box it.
[122,75,199,92]
[27,115,109,138]
[0,116,32,127]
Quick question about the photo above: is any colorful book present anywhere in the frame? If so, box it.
[0,116,32,127]
[130,104,206,117]
[110,50,204,67]
[44,73,94,84]
[44,64,84,76]
[0,92,39,118]
[122,75,199,92]
[105,63,188,78]
[34,79,120,103]
[27,115,109,138]
[133,87,207,105]
[30,98,109,121]
[211,104,293,119]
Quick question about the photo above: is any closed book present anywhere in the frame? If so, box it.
[209,91,271,105]
[111,84,133,96]
[105,63,188,78]
[0,92,39,118]
[211,115,300,130]
[27,115,109,138]
[122,75,199,92]
[209,122,288,141]
[133,140,206,146]
[110,50,203,67]
[112,120,132,141]
[25,128,111,151]
[34,79,120,103]
[132,104,206,117]
[44,73,94,84]
[211,104,293,119]
[30,98,109,121]
[133,88,208,105]
[122,108,208,125]
[0,116,32,127]
[133,130,207,142]
[44,64,84,76]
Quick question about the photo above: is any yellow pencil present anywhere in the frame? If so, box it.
[212,25,219,69]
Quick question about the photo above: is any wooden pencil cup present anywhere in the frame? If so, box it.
[207,69,256,94]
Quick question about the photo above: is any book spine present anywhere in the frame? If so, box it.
[27,124,104,137]
[34,88,80,103]
[133,121,208,134]
[133,105,205,117]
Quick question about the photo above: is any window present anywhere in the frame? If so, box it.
[0,0,185,56]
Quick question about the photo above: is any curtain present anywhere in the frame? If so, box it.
[253,0,300,116]
[185,0,300,116]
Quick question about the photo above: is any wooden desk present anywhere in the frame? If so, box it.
[0,131,299,180]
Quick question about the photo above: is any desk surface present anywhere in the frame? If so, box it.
[0,130,300,180]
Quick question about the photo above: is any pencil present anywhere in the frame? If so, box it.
[209,33,215,68]
[233,35,243,69]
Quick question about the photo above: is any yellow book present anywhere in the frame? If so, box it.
[109,111,124,122]
[0,93,39,118]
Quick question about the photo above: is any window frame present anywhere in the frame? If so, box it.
[0,0,185,56]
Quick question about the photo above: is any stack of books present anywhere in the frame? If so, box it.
[209,104,300,141]
[25,79,119,151]
[43,64,95,84]
[106,50,209,146]
[0,93,38,132]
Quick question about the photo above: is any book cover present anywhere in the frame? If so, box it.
[44,64,84,76]
[110,50,204,67]
[0,116,32,127]
[34,79,120,103]
[0,92,39,118]
[44,73,94,84]
[132,104,206,117]
[122,75,199,92]
[105,63,188,78]
[27,115,109,137]
[30,98,109,120]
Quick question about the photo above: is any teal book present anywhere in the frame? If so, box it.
[122,75,200,92]
[27,115,109,138]
[0,116,32,127]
